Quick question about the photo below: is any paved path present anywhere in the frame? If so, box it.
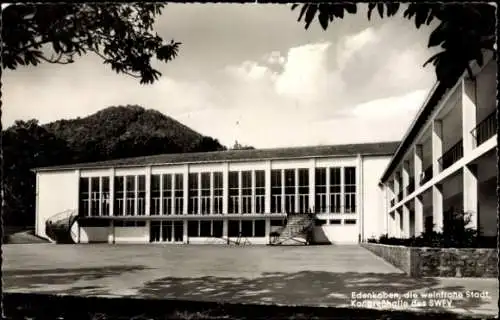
[3,244,498,317]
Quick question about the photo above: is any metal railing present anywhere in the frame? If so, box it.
[471,111,497,147]
[438,139,463,171]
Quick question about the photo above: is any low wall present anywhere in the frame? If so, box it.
[361,243,498,278]
[361,243,412,274]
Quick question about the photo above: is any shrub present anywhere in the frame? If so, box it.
[369,210,496,248]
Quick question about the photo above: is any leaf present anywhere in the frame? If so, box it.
[422,51,442,68]
[377,3,385,18]
[304,5,318,30]
[291,4,299,11]
[367,3,376,20]
[344,3,357,14]
[318,10,329,30]
[297,4,309,22]
[427,22,446,48]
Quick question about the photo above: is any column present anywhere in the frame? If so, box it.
[109,168,115,216]
[145,166,151,216]
[222,163,229,214]
[134,175,139,216]
[357,154,363,240]
[308,159,315,213]
[159,173,164,215]
[294,168,299,213]
[339,167,344,213]
[402,204,410,238]
[281,169,285,213]
[182,165,189,215]
[394,209,401,238]
[393,174,400,203]
[223,219,228,241]
[432,183,443,232]
[414,196,424,236]
[170,174,175,215]
[413,144,423,190]
[99,177,103,216]
[402,161,410,197]
[463,164,478,230]
[265,161,271,213]
[462,79,477,155]
[326,167,331,212]
[238,171,242,214]
[251,170,256,214]
[183,220,188,243]
[432,119,443,176]
[197,173,202,214]
[210,172,215,214]
[265,218,271,244]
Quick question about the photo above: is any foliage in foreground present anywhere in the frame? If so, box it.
[367,210,497,248]
[2,4,180,84]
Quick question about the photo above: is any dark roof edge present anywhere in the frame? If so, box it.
[379,82,443,183]
[33,143,399,173]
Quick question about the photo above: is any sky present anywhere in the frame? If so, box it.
[3,3,440,148]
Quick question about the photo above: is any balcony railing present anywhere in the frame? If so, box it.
[438,139,463,171]
[419,166,433,186]
[471,111,497,147]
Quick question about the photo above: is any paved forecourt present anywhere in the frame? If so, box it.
[3,244,498,317]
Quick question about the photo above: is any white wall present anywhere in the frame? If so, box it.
[362,156,392,240]
[77,226,109,243]
[36,170,79,239]
[313,225,358,244]
[476,59,497,121]
[114,225,149,243]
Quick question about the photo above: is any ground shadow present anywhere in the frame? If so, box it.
[136,271,494,315]
[4,265,148,292]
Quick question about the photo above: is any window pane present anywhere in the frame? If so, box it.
[241,220,253,237]
[228,220,239,237]
[114,176,124,216]
[188,220,199,237]
[213,220,223,238]
[254,220,265,237]
[200,220,211,237]
[79,178,89,216]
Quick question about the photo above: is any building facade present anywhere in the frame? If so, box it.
[34,143,398,245]
[379,54,497,239]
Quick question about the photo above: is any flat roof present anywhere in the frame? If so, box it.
[34,141,400,172]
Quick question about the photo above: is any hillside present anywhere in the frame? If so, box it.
[43,105,226,162]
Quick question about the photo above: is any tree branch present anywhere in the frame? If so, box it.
[89,48,141,79]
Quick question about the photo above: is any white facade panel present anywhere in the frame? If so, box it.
[36,170,79,239]
[312,225,358,244]
[78,226,109,243]
[362,156,392,240]
[114,226,149,243]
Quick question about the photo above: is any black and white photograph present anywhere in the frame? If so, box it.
[1,2,498,319]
